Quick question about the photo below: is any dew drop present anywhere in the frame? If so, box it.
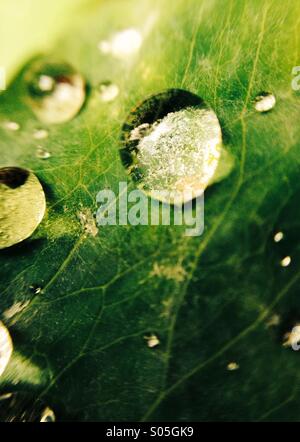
[254,92,276,113]
[144,334,160,348]
[283,324,300,348]
[36,146,51,160]
[227,362,239,371]
[98,28,142,59]
[274,231,284,243]
[121,89,222,204]
[40,407,55,422]
[33,129,48,140]
[98,81,119,102]
[25,60,86,124]
[3,121,20,131]
[0,321,13,377]
[0,167,46,249]
[280,256,291,267]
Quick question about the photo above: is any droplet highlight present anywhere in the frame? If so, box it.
[274,231,284,243]
[0,321,13,377]
[254,92,276,113]
[40,407,55,422]
[144,334,160,348]
[227,362,239,371]
[98,28,142,59]
[98,81,119,102]
[0,167,46,249]
[25,60,86,124]
[3,121,20,131]
[36,146,51,160]
[280,256,291,267]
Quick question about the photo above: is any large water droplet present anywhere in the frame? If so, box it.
[0,167,46,249]
[254,92,276,113]
[25,60,86,124]
[121,89,222,204]
[0,321,13,377]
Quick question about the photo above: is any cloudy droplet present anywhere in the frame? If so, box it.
[36,146,51,160]
[254,92,276,113]
[3,121,20,131]
[0,321,13,377]
[227,362,239,371]
[121,89,222,204]
[40,407,55,422]
[274,231,284,243]
[144,334,160,348]
[98,81,119,102]
[33,129,48,140]
[0,167,46,249]
[280,256,291,267]
[25,60,86,124]
[98,28,142,59]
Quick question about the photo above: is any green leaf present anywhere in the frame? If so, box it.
[1,0,300,421]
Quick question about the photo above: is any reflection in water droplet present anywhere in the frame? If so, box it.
[144,334,160,348]
[29,285,42,295]
[98,81,119,102]
[121,89,222,204]
[40,407,55,422]
[98,28,142,59]
[3,121,20,131]
[283,324,300,348]
[25,60,86,124]
[36,146,51,160]
[0,321,13,377]
[227,362,239,371]
[33,129,48,140]
[254,92,276,113]
[280,256,291,267]
[274,231,284,243]
[0,167,46,249]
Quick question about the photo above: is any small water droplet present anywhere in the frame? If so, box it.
[0,321,13,377]
[29,285,42,295]
[227,362,239,371]
[40,407,55,422]
[98,81,119,102]
[33,129,48,140]
[0,167,46,249]
[266,314,280,328]
[3,121,20,131]
[36,146,51,160]
[274,231,284,243]
[25,60,86,124]
[283,324,300,349]
[254,92,276,113]
[121,89,222,204]
[98,28,142,59]
[144,334,160,348]
[280,256,291,267]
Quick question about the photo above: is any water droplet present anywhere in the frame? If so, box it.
[274,231,284,243]
[29,285,42,295]
[0,321,13,377]
[40,407,55,422]
[98,28,142,59]
[0,167,46,249]
[266,314,280,328]
[121,89,222,204]
[280,256,291,267]
[144,334,160,348]
[36,146,51,160]
[283,324,300,348]
[25,60,86,124]
[254,92,276,113]
[98,81,119,102]
[3,121,20,131]
[33,129,48,140]
[227,362,239,371]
